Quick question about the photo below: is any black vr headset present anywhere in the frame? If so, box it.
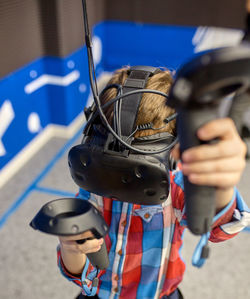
[68,66,178,205]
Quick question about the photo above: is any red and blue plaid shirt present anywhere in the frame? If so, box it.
[57,169,248,299]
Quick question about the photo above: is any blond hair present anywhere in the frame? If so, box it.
[100,67,176,137]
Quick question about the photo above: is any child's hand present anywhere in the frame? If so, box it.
[58,231,104,274]
[171,118,247,209]
[59,231,104,255]
[179,118,246,188]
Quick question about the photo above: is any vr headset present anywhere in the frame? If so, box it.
[68,66,178,205]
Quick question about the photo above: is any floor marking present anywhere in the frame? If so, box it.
[34,186,76,198]
[0,124,84,229]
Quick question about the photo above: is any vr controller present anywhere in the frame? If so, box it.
[167,44,250,235]
[30,198,109,270]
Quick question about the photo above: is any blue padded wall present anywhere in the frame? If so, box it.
[1,21,239,171]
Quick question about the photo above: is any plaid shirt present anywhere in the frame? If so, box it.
[57,169,249,299]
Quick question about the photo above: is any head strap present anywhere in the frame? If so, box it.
[120,66,161,137]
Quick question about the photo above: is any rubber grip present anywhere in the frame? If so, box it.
[177,108,219,235]
[86,242,109,270]
[76,238,109,270]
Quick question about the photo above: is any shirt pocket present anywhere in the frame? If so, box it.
[133,206,163,223]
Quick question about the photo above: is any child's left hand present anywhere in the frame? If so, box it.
[171,117,247,210]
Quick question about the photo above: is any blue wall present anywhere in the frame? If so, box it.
[0,21,207,171]
[102,21,197,72]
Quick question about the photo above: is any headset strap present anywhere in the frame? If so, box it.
[120,66,160,137]
[134,131,176,142]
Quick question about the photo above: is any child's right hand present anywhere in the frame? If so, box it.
[59,231,104,274]
[59,231,104,255]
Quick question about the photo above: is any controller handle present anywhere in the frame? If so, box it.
[30,198,110,270]
[177,107,219,235]
[76,238,109,270]
[167,45,250,235]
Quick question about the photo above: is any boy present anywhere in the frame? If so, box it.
[57,67,248,299]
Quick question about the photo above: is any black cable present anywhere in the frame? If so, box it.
[83,84,122,135]
[82,0,99,96]
[117,88,123,137]
[101,89,169,111]
[164,112,178,124]
[88,88,178,154]
[81,0,178,155]
[136,112,177,132]
[243,13,250,42]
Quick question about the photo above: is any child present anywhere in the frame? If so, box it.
[57,67,248,299]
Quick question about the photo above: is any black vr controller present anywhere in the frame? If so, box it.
[167,44,250,235]
[30,198,109,270]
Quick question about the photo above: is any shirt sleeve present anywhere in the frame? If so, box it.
[210,188,250,242]
[57,245,103,296]
[56,188,105,296]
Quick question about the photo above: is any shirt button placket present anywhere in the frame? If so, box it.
[113,203,130,296]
